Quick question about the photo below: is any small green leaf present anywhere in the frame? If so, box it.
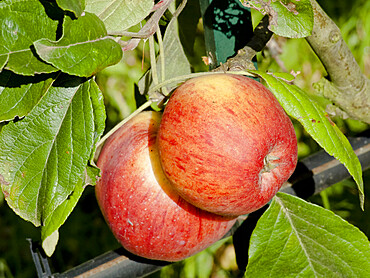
[34,13,123,77]
[56,0,86,17]
[0,77,105,237]
[0,70,55,122]
[85,0,154,34]
[243,0,313,38]
[245,193,370,277]
[250,6,264,29]
[42,230,59,257]
[250,70,364,208]
[0,0,59,75]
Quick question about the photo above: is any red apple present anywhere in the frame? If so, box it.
[96,111,236,261]
[157,74,297,216]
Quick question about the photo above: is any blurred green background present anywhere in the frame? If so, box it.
[1,0,369,277]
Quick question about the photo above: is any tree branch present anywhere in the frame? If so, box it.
[306,0,370,124]
[212,15,273,72]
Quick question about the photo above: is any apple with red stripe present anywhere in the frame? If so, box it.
[96,111,236,261]
[157,74,297,217]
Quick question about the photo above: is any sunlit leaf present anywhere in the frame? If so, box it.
[0,77,105,241]
[245,193,370,277]
[34,12,123,77]
[0,0,59,75]
[85,0,154,34]
[40,79,105,256]
[242,0,313,38]
[56,0,86,17]
[0,70,55,122]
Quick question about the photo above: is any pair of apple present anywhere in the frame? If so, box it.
[96,74,298,261]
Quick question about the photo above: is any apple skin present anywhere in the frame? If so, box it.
[96,111,236,262]
[157,74,298,217]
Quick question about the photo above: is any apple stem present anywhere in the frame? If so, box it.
[96,100,153,148]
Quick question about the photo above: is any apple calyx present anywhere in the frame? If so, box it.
[261,154,280,174]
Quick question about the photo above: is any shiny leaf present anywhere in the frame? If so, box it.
[0,70,55,122]
[243,0,313,38]
[245,193,370,277]
[0,77,105,256]
[34,13,123,77]
[85,0,154,34]
[0,0,59,75]
[56,0,86,17]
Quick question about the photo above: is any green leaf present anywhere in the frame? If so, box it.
[85,0,154,34]
[56,0,86,17]
[40,79,105,256]
[250,70,364,208]
[250,6,264,29]
[138,13,191,99]
[0,0,59,75]
[34,12,123,77]
[0,76,105,241]
[0,70,55,122]
[243,0,313,38]
[157,16,192,85]
[245,193,370,277]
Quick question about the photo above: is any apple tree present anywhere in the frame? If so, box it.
[0,0,369,276]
